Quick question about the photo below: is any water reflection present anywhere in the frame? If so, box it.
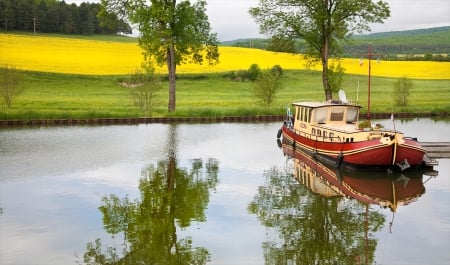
[248,139,436,265]
[80,125,219,264]
[282,139,432,212]
[1,120,447,264]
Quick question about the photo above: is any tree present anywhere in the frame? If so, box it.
[99,0,220,112]
[253,66,283,108]
[122,69,162,116]
[0,0,15,31]
[0,65,24,108]
[0,0,131,35]
[267,36,297,53]
[392,76,413,107]
[327,62,345,92]
[249,0,390,100]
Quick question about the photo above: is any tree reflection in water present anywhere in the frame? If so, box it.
[81,125,219,265]
[249,153,386,264]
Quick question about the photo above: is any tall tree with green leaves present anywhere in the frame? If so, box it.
[99,0,220,112]
[249,0,390,100]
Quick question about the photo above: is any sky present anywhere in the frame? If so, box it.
[66,0,450,41]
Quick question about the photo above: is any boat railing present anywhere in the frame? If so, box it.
[293,128,343,143]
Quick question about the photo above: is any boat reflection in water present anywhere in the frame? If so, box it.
[249,139,437,265]
[267,139,437,264]
[280,138,434,213]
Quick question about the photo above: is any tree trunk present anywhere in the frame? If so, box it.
[321,35,332,101]
[167,44,176,112]
[321,60,332,101]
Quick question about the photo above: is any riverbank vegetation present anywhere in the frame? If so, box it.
[0,70,448,121]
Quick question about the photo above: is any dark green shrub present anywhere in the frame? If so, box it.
[247,64,261,81]
[270,65,283,77]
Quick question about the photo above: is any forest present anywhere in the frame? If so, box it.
[0,0,131,35]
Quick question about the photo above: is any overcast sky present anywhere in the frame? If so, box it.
[66,0,450,41]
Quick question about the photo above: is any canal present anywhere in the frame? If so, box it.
[0,118,449,264]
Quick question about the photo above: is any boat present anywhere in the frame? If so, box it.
[277,94,426,170]
[277,44,429,170]
[280,139,430,212]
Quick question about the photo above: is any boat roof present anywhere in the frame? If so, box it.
[292,101,362,108]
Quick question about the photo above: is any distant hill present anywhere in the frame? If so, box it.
[222,26,450,60]
[346,26,450,57]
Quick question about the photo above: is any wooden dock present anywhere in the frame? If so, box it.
[421,142,450,159]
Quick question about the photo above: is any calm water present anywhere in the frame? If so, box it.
[0,119,449,265]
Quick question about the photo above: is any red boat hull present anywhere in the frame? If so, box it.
[281,125,425,169]
[395,138,425,166]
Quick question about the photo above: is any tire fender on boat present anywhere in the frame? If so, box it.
[277,128,282,139]
[276,139,282,148]
[336,152,344,167]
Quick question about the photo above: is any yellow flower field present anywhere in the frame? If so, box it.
[1,33,449,79]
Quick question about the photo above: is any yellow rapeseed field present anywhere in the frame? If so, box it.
[1,33,449,79]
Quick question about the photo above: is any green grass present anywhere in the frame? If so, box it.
[1,70,449,120]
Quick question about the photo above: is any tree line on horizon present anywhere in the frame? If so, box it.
[228,26,450,62]
[0,0,131,35]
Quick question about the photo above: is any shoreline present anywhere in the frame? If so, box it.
[1,112,448,127]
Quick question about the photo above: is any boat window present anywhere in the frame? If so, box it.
[347,107,359,123]
[314,108,327,123]
[330,108,344,121]
[296,107,300,120]
[306,108,311,123]
[329,132,334,141]
[312,128,316,135]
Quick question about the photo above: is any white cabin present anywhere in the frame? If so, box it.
[291,101,397,143]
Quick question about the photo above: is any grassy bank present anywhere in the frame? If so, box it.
[0,70,449,121]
